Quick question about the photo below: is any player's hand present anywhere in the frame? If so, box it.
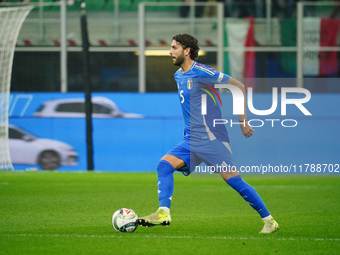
[240,121,254,138]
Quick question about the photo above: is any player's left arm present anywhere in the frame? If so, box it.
[227,77,254,138]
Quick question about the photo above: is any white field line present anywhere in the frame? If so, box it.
[1,233,339,242]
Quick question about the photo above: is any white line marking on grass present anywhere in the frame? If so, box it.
[2,233,340,242]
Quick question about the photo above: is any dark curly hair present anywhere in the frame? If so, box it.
[172,34,200,60]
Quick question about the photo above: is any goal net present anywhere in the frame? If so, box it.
[0,5,33,170]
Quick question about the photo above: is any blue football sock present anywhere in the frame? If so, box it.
[226,175,270,218]
[157,160,175,209]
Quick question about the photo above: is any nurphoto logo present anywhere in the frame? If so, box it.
[201,85,312,128]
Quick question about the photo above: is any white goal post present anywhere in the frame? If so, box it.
[0,5,33,170]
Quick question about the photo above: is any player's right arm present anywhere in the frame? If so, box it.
[227,77,254,138]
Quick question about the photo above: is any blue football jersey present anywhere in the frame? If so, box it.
[174,61,231,143]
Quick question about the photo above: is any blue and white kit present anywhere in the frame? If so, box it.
[157,61,271,221]
[167,61,236,174]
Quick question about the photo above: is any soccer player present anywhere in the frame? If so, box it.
[137,34,279,234]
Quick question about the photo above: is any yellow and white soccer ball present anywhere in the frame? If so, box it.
[112,208,138,233]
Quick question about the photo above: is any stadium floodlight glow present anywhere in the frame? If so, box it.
[135,50,206,56]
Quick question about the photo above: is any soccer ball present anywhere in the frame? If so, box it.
[112,208,138,233]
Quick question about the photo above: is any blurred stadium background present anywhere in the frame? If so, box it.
[3,0,340,172]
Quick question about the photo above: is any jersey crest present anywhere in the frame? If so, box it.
[187,78,193,89]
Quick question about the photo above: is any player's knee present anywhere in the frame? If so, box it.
[161,155,186,170]
[220,169,240,181]
[157,159,175,177]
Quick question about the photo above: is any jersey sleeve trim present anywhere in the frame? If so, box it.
[193,62,216,76]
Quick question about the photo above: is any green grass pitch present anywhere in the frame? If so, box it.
[0,171,339,255]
